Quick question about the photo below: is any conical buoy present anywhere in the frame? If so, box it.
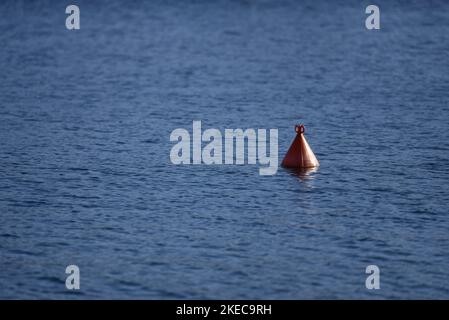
[281,124,319,168]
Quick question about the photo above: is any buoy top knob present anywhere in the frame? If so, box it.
[295,124,305,134]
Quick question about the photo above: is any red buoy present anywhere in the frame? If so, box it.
[281,124,319,168]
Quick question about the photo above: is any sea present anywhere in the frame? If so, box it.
[1,0,448,299]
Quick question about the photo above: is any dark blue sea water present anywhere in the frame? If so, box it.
[1,0,449,299]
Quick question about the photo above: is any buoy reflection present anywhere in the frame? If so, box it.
[286,166,319,182]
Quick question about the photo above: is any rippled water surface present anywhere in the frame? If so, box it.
[1,0,449,299]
